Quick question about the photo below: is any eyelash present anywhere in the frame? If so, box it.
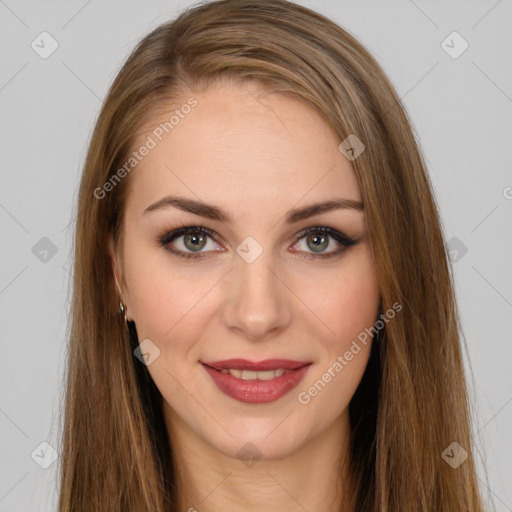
[155,223,358,261]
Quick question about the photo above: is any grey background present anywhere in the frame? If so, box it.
[0,0,511,510]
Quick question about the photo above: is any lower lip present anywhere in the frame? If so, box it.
[202,364,312,404]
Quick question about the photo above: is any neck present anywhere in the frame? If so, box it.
[164,405,355,512]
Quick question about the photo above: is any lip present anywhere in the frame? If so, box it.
[201,359,312,404]
[201,358,311,371]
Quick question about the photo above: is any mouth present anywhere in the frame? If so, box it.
[201,358,311,379]
[200,359,313,404]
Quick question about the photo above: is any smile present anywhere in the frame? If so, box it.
[201,358,312,404]
[218,368,290,380]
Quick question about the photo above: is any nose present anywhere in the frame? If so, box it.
[220,247,292,341]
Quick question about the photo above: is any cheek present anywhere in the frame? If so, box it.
[122,241,227,350]
[337,254,379,337]
[295,246,380,346]
[296,250,379,412]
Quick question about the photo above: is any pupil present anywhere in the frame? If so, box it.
[308,234,328,252]
[184,232,206,251]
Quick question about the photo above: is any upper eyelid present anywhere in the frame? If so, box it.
[159,224,353,249]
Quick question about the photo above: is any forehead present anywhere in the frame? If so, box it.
[124,81,361,218]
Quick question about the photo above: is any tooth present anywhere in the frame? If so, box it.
[224,369,288,380]
[257,370,277,381]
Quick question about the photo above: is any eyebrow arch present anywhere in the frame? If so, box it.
[143,195,363,223]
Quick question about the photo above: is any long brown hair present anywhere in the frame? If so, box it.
[58,1,486,510]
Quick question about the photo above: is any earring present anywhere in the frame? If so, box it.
[119,300,128,324]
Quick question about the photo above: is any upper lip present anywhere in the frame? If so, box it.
[202,359,312,371]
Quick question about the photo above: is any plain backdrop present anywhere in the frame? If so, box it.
[0,1,511,510]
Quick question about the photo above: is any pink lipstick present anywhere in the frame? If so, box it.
[201,358,312,404]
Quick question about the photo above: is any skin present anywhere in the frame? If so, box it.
[109,79,380,512]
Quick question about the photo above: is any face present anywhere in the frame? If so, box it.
[109,80,380,461]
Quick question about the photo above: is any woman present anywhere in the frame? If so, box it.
[59,0,486,510]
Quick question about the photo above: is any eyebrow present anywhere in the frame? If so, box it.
[143,195,363,223]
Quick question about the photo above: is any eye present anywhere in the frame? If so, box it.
[290,226,358,260]
[155,224,358,261]
[155,224,221,260]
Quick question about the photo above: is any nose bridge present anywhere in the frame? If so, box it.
[222,237,291,339]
